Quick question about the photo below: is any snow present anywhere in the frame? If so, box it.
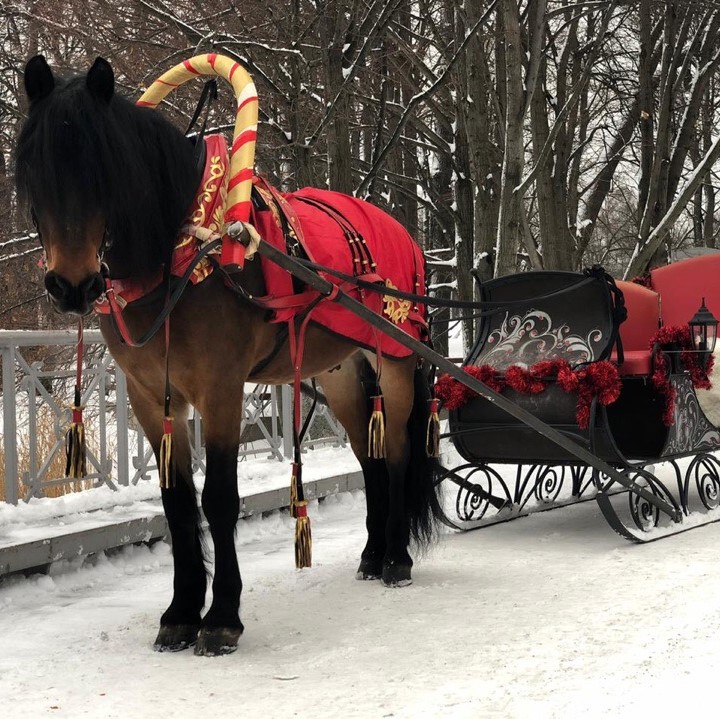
[3,483,720,718]
[0,445,361,548]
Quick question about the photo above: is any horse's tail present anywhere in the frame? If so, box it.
[405,363,444,547]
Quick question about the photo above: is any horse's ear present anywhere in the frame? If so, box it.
[86,57,114,102]
[24,55,55,103]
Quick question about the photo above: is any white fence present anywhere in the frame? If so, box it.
[0,329,346,505]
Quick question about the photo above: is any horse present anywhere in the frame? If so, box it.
[15,56,442,656]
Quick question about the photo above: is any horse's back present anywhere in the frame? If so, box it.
[280,188,426,358]
[294,188,413,241]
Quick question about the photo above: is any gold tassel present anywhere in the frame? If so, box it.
[290,462,312,568]
[65,407,87,479]
[426,398,441,458]
[159,417,174,489]
[368,395,386,459]
[294,501,313,569]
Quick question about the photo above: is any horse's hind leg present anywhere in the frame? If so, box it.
[127,381,205,651]
[192,393,245,656]
[318,355,389,580]
[324,354,417,585]
[373,355,416,586]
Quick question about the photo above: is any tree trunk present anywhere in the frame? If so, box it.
[494,0,524,276]
[320,1,354,193]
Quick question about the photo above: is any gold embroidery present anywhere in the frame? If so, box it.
[383,280,412,324]
[191,155,226,229]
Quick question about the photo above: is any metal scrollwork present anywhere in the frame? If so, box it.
[452,465,509,523]
[625,467,679,532]
[456,482,490,523]
[533,465,564,504]
[628,481,660,531]
[436,462,599,530]
[687,454,720,511]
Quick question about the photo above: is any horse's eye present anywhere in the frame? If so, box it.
[30,207,39,228]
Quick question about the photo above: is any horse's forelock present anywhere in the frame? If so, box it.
[18,77,111,222]
[16,71,199,278]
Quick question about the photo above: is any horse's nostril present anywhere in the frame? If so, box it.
[44,271,71,301]
[81,273,105,304]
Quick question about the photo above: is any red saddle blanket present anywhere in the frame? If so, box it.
[249,184,426,358]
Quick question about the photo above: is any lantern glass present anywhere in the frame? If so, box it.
[689,298,718,360]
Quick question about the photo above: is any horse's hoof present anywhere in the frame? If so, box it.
[382,562,412,588]
[356,557,383,580]
[194,626,243,656]
[153,624,199,652]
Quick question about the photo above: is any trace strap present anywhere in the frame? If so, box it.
[284,256,599,315]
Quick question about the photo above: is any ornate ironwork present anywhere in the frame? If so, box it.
[438,462,593,530]
[593,455,720,537]
[626,471,663,532]
[684,453,720,511]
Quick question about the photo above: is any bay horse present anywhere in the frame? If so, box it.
[15,56,441,655]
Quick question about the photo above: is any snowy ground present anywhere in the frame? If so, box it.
[3,481,720,718]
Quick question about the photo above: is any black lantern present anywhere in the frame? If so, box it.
[689,298,719,368]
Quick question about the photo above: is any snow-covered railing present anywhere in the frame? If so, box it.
[0,330,346,505]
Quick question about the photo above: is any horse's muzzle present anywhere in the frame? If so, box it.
[44,271,105,316]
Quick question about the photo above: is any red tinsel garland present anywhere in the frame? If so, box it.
[649,325,714,426]
[434,359,621,429]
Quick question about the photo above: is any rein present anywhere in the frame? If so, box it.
[265,255,611,317]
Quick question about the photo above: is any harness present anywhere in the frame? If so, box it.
[95,135,428,350]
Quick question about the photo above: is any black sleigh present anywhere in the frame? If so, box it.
[437,257,720,540]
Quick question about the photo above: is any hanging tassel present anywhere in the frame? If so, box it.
[290,461,312,568]
[426,398,441,458]
[159,416,174,489]
[65,398,87,479]
[368,395,386,459]
[65,319,86,480]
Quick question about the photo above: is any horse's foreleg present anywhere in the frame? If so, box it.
[128,382,205,651]
[193,400,244,656]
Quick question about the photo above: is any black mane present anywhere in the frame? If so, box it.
[15,73,199,279]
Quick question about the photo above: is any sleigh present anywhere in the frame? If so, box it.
[435,256,720,539]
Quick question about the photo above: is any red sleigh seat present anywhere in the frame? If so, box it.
[612,280,661,376]
[650,253,720,330]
